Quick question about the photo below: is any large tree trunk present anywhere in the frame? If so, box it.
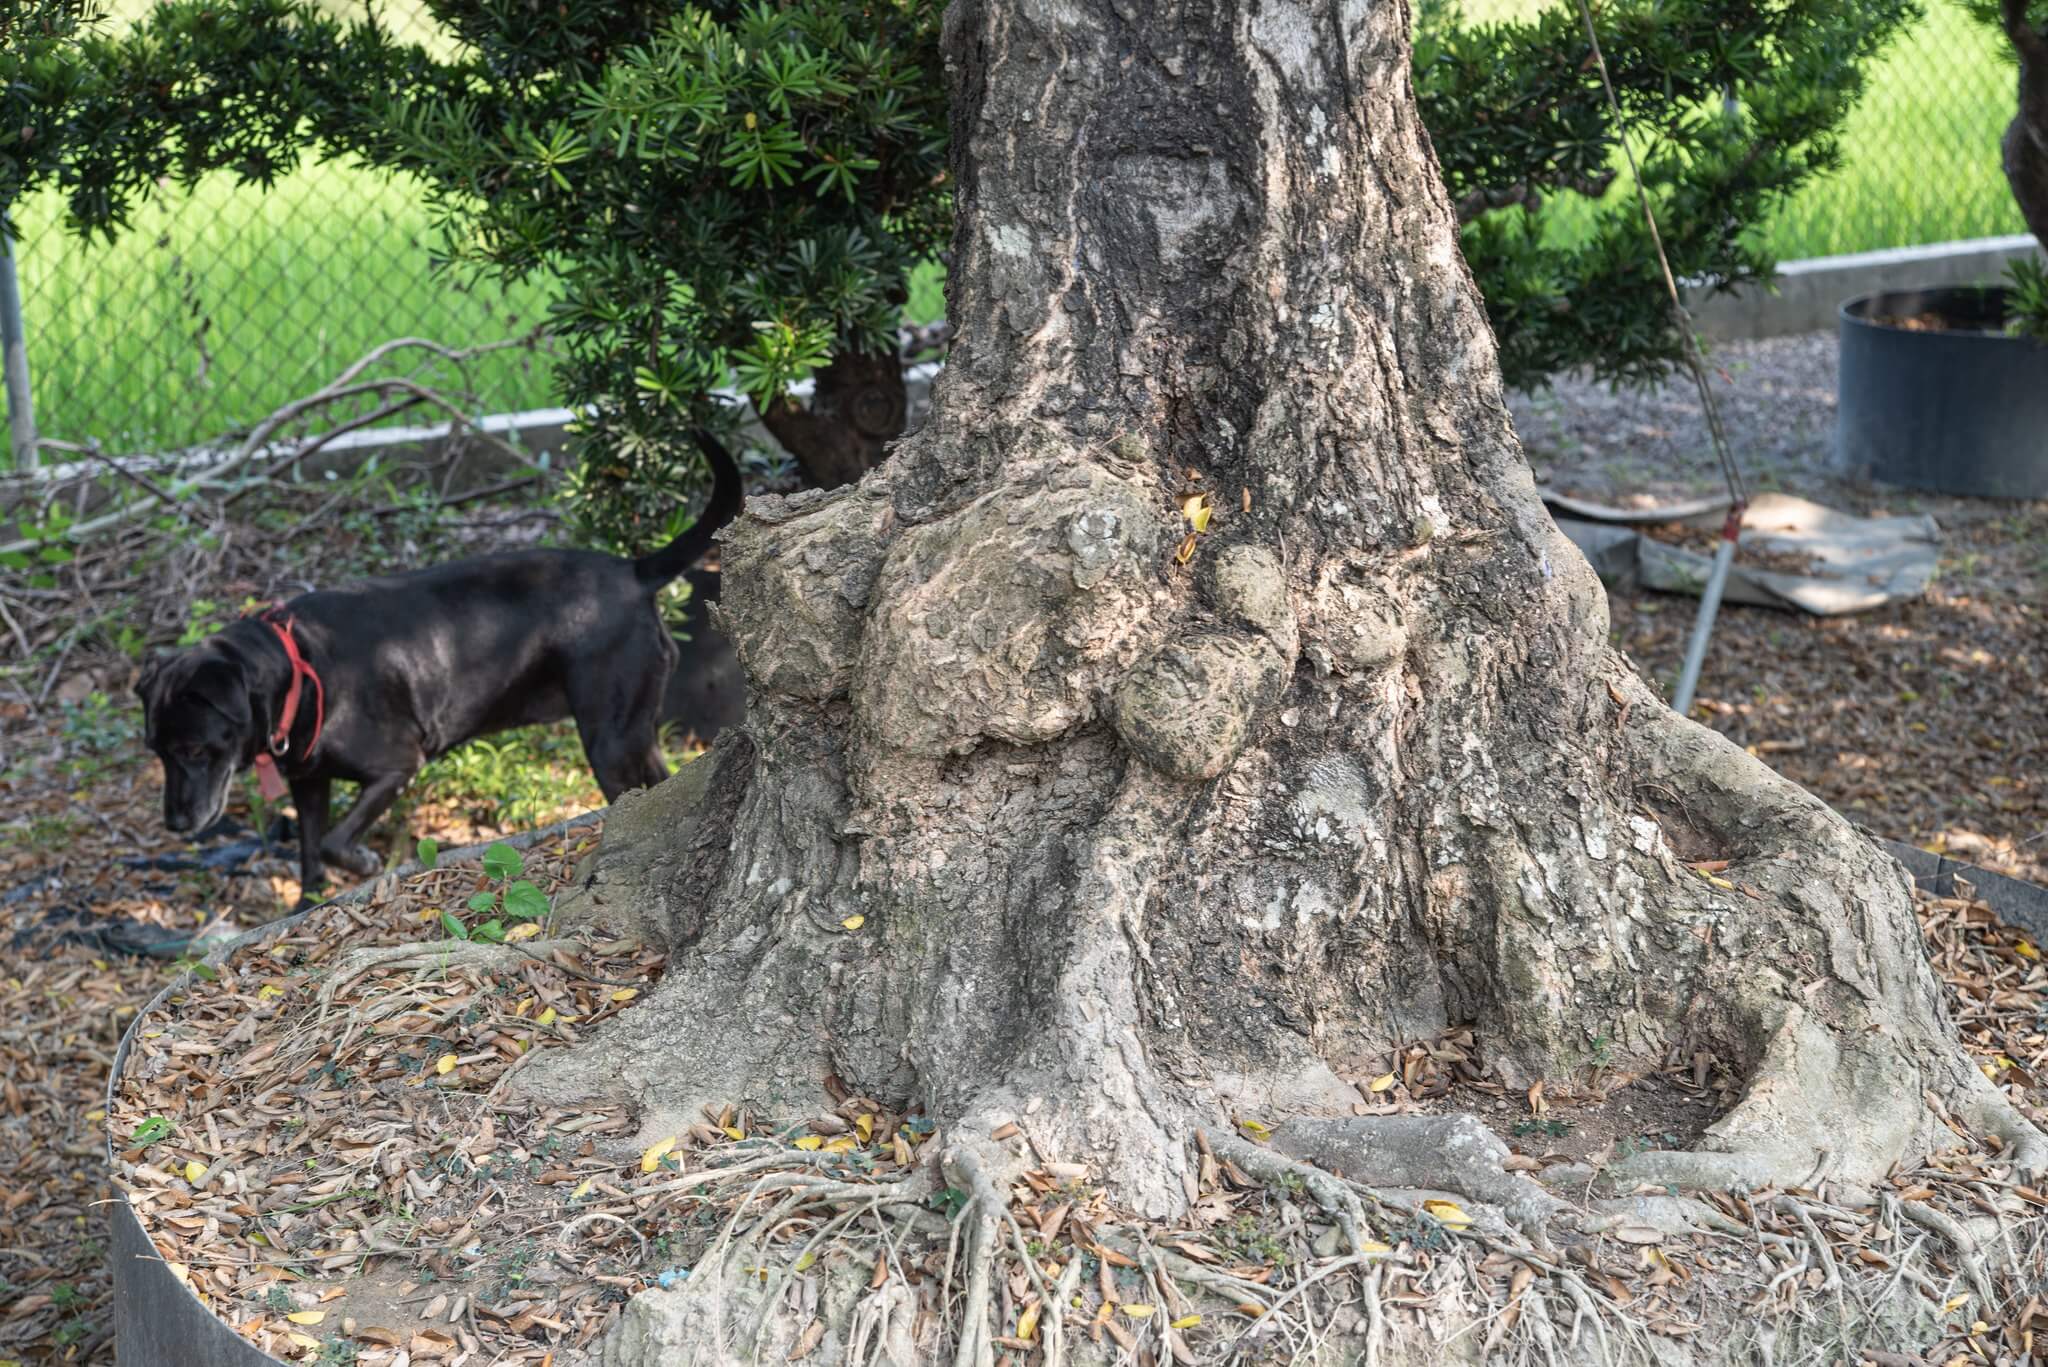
[2000,0,2048,246]
[536,0,2043,1279]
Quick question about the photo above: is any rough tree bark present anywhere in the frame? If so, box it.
[2000,0,2048,246]
[535,0,2045,1317]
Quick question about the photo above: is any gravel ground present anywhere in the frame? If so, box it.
[1508,331,1845,504]
[1512,330,2047,883]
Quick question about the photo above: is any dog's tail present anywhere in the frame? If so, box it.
[634,429,745,586]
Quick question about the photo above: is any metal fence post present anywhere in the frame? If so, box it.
[0,233,35,472]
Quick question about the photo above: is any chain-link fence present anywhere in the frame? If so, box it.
[9,0,560,465]
[2,0,2034,462]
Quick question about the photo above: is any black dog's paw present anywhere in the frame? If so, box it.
[322,842,383,878]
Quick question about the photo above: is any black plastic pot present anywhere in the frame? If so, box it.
[1836,285,2048,499]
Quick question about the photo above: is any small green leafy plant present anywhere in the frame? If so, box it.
[2005,256,2048,341]
[1511,1117,1574,1138]
[129,1115,175,1149]
[439,842,549,944]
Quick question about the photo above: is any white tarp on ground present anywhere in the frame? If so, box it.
[1545,490,1941,616]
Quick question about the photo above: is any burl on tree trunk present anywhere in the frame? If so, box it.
[534,0,2044,1241]
[2000,0,2048,245]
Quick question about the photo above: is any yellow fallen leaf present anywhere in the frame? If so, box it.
[1180,492,1213,533]
[2018,941,2041,961]
[285,1310,325,1325]
[1367,1073,1396,1093]
[842,915,866,931]
[506,922,542,941]
[1017,1302,1041,1341]
[1171,1314,1201,1330]
[795,1250,816,1272]
[641,1136,679,1173]
[1944,1294,1969,1313]
[537,1006,558,1027]
[722,1125,745,1141]
[1236,1118,1271,1137]
[167,1262,189,1285]
[436,1053,457,1075]
[1359,1240,1392,1254]
[286,1333,321,1350]
[84,1109,104,1123]
[610,988,638,1003]
[1423,1199,1471,1228]
[515,997,533,1017]
[1174,533,1198,565]
[794,1136,824,1151]
[183,1160,206,1185]
[855,1114,875,1141]
[824,1137,858,1153]
[1121,1303,1156,1319]
[256,985,283,1000]
[570,1179,594,1200]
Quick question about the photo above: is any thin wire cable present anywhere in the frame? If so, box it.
[1569,0,1748,509]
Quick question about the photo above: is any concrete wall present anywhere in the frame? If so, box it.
[1688,234,2044,342]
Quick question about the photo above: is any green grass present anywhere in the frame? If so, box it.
[1455,0,2025,258]
[8,0,2027,457]
[1766,0,2024,256]
[14,161,559,454]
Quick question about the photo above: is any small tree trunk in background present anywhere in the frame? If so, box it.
[540,0,2044,1249]
[757,346,908,488]
[2002,0,2048,245]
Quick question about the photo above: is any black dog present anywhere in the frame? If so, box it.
[136,432,741,898]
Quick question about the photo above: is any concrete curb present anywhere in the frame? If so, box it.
[1690,234,2043,343]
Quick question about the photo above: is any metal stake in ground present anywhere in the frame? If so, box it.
[1570,0,1750,714]
[0,234,35,473]
[1671,506,1742,717]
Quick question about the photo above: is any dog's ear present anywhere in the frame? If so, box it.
[133,653,163,701]
[134,654,168,743]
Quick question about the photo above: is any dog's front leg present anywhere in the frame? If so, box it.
[319,770,413,879]
[287,774,333,908]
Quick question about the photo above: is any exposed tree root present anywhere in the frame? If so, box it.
[941,1144,1013,1367]
[1895,1196,1996,1305]
[1264,1115,1564,1238]
[315,938,589,1017]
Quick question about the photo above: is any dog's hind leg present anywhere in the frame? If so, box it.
[287,773,333,906]
[321,770,413,878]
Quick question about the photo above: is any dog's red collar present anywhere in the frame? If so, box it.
[251,607,324,799]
